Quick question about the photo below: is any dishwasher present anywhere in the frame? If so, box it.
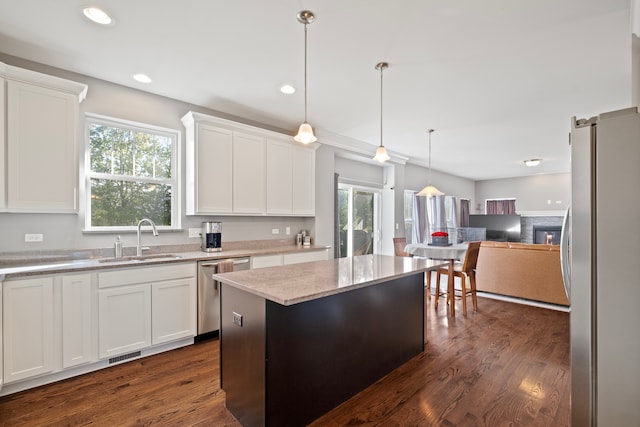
[197,257,250,337]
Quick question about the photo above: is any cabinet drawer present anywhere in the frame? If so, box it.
[251,255,283,270]
[283,250,329,265]
[98,263,196,288]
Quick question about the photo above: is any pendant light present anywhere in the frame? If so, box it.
[372,62,391,163]
[294,10,317,144]
[417,129,444,196]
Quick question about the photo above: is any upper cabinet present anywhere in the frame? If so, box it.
[0,62,87,213]
[181,111,316,216]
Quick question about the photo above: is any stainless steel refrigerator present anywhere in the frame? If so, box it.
[562,107,640,425]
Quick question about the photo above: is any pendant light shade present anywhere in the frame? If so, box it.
[418,129,444,196]
[372,62,390,163]
[294,10,317,144]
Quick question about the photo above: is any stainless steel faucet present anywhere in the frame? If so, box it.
[137,218,158,256]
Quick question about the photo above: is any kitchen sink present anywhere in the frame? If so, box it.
[98,254,184,263]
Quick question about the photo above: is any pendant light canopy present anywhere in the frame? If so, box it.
[418,129,444,196]
[372,62,390,163]
[294,10,317,144]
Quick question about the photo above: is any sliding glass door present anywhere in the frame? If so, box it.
[337,184,381,258]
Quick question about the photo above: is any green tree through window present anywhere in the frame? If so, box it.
[86,115,179,229]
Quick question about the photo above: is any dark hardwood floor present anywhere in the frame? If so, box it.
[0,296,570,426]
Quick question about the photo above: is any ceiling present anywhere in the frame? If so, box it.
[0,0,632,180]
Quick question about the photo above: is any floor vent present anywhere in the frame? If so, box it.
[109,351,142,364]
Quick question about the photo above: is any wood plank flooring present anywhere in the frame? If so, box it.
[0,296,570,426]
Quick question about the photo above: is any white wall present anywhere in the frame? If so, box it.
[475,173,570,214]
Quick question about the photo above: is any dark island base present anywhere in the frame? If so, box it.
[220,273,425,427]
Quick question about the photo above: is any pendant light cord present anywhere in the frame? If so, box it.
[428,129,434,184]
[303,22,308,122]
[380,64,383,148]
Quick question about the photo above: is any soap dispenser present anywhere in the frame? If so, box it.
[114,236,123,258]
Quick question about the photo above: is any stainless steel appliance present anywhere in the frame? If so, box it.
[201,221,222,252]
[197,257,250,335]
[563,107,640,425]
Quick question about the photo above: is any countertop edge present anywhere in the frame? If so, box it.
[214,256,445,306]
[0,245,331,279]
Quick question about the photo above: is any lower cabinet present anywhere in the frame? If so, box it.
[2,276,55,383]
[61,274,92,368]
[98,284,152,359]
[97,263,196,359]
[3,273,93,385]
[152,278,196,345]
[251,249,330,269]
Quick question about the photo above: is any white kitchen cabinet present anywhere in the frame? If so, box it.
[266,139,316,216]
[61,274,92,368]
[0,76,5,211]
[98,284,151,359]
[251,254,284,269]
[252,250,329,269]
[2,276,55,383]
[1,63,87,213]
[183,119,233,215]
[152,278,196,345]
[182,111,316,217]
[283,250,329,265]
[266,139,293,214]
[291,146,315,215]
[97,263,196,359]
[233,132,266,214]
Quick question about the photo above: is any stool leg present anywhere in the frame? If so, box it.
[461,274,467,316]
[470,271,478,311]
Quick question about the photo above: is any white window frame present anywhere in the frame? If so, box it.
[338,183,382,257]
[84,113,181,232]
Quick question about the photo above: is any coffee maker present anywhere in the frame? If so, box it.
[201,221,222,252]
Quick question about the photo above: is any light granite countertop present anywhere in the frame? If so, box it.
[0,242,331,281]
[213,254,445,306]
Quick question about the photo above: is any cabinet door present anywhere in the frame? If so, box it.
[7,81,78,213]
[0,77,5,212]
[292,147,315,215]
[251,254,283,269]
[151,278,196,345]
[62,274,92,368]
[233,132,266,214]
[266,140,293,214]
[283,250,329,265]
[98,284,151,359]
[3,277,55,383]
[191,124,233,214]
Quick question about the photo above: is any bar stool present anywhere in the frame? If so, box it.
[435,241,481,315]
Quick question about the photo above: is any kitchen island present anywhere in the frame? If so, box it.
[212,254,441,427]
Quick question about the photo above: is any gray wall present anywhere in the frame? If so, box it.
[0,54,314,253]
[475,173,570,214]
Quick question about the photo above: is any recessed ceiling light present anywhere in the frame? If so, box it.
[524,158,541,167]
[83,7,113,25]
[133,73,152,83]
[280,84,296,94]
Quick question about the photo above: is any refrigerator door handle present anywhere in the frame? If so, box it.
[560,205,571,301]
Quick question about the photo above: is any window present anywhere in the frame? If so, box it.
[403,190,415,244]
[85,114,180,231]
[486,198,516,215]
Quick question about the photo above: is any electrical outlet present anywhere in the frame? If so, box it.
[25,233,43,242]
[232,312,243,327]
[188,228,201,238]
[272,228,280,234]
[285,227,291,235]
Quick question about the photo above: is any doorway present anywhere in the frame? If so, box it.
[337,184,381,258]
